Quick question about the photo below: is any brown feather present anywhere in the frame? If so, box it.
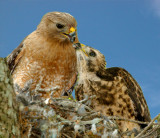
[8,12,78,99]
[7,39,25,74]
[75,44,151,132]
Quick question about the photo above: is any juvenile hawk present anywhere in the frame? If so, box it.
[7,12,79,99]
[75,44,151,132]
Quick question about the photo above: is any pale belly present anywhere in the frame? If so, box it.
[12,57,76,98]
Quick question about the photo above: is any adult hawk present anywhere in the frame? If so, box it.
[75,44,151,132]
[7,12,79,99]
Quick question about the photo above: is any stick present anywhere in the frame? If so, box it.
[135,113,160,138]
[108,116,159,125]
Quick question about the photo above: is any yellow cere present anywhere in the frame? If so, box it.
[81,44,85,47]
[79,43,88,56]
[70,27,76,33]
[81,49,88,56]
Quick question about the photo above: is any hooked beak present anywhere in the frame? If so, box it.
[63,27,76,43]
[73,43,88,56]
[73,42,81,49]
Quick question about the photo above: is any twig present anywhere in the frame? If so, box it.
[135,113,160,138]
[81,111,100,120]
[80,118,103,125]
[79,95,96,103]
[62,133,72,138]
[108,116,159,125]
[140,125,160,138]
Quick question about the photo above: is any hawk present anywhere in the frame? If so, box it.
[7,12,79,99]
[75,44,151,133]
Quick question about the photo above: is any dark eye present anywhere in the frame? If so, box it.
[89,51,96,57]
[56,23,64,29]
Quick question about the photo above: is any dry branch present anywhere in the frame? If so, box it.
[0,58,20,137]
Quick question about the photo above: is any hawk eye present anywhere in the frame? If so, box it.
[56,23,64,29]
[89,51,96,57]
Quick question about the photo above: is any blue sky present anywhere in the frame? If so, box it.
[0,0,160,118]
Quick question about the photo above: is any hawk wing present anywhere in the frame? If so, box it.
[102,67,151,124]
[7,39,26,74]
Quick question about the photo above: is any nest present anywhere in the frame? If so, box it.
[16,86,160,138]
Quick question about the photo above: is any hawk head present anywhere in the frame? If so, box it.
[76,43,106,75]
[37,12,78,43]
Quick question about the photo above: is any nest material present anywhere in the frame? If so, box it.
[13,78,160,138]
[17,89,160,138]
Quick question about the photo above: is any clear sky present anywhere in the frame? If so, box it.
[0,0,160,118]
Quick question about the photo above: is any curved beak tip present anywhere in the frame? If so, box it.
[73,43,81,49]
[73,43,88,56]
[69,31,76,43]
